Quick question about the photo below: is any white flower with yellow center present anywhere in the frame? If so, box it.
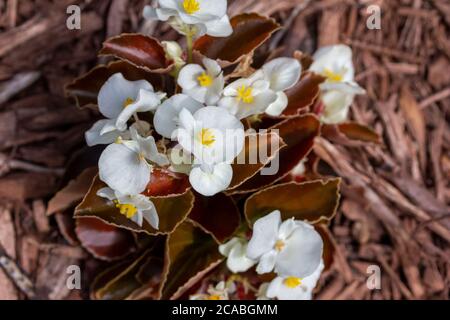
[143,0,232,37]
[175,107,244,196]
[246,210,323,278]
[178,57,224,105]
[85,73,164,146]
[265,260,324,300]
[98,126,169,195]
[97,187,159,229]
[219,237,256,273]
[218,73,277,119]
[309,45,365,124]
[190,281,236,300]
[254,57,302,116]
[154,94,203,139]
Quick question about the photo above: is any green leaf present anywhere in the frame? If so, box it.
[100,33,173,73]
[75,175,195,236]
[244,179,341,226]
[194,13,280,66]
[189,192,240,243]
[230,114,320,194]
[159,220,222,300]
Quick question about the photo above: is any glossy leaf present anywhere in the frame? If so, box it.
[47,167,97,216]
[230,114,320,193]
[316,225,335,271]
[244,179,341,226]
[142,168,190,197]
[322,122,381,146]
[91,248,160,300]
[227,132,285,191]
[281,72,325,117]
[75,217,136,261]
[100,33,173,73]
[160,220,223,300]
[75,175,195,235]
[66,60,164,108]
[194,13,280,66]
[337,122,381,144]
[189,192,240,243]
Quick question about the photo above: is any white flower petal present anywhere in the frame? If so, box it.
[193,107,245,163]
[178,64,205,90]
[129,127,169,166]
[321,90,354,124]
[115,89,162,131]
[131,211,144,227]
[278,218,297,240]
[203,57,221,77]
[265,91,288,116]
[247,210,281,260]
[85,119,121,146]
[262,57,301,92]
[320,81,365,95]
[154,94,202,138]
[226,240,256,273]
[219,237,241,256]
[203,14,232,37]
[189,162,232,196]
[256,250,277,274]
[142,205,159,229]
[96,187,116,201]
[98,73,153,119]
[275,221,323,278]
[98,143,151,195]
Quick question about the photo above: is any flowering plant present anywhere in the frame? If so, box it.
[49,0,380,300]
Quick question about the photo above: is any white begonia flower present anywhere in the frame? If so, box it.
[255,57,302,116]
[86,73,164,146]
[218,73,277,119]
[153,94,202,139]
[246,210,323,278]
[175,107,244,165]
[143,0,232,37]
[98,127,169,195]
[190,281,236,300]
[219,237,256,273]
[175,107,244,196]
[178,57,224,105]
[309,45,365,124]
[97,187,159,229]
[266,260,324,300]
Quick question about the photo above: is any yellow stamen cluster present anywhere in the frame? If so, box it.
[197,72,213,87]
[113,200,138,218]
[275,240,285,252]
[236,85,254,104]
[283,277,302,289]
[123,97,135,108]
[183,0,200,14]
[207,295,222,300]
[199,128,216,147]
[323,68,343,82]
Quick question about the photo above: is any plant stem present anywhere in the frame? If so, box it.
[186,31,193,63]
